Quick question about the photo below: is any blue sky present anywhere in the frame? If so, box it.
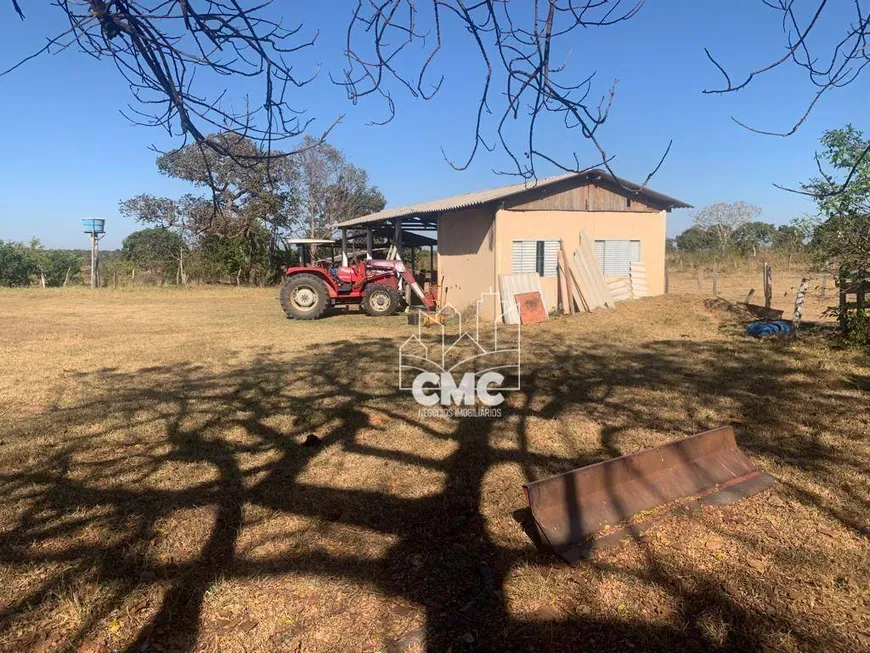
[0,1,866,249]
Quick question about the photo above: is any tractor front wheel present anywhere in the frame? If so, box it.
[280,274,329,320]
[361,284,402,317]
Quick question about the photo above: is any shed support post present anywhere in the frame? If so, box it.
[366,228,373,260]
[394,220,403,260]
[341,229,349,267]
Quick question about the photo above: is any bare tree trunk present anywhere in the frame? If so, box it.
[63,267,71,288]
[179,248,187,286]
[839,270,848,336]
[712,261,719,296]
[857,274,866,319]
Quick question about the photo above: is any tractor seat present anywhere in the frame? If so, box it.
[329,266,354,292]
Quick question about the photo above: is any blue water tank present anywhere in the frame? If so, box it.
[82,218,105,233]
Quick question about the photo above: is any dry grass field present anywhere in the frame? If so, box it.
[0,286,867,652]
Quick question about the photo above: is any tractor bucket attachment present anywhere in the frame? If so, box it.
[523,426,775,563]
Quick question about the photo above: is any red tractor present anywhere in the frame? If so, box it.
[279,239,438,320]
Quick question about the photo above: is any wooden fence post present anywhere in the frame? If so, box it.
[793,278,809,333]
[696,268,703,291]
[744,288,755,305]
[820,270,828,299]
[763,262,772,309]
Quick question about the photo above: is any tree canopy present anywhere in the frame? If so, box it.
[801,126,870,341]
[121,228,187,283]
[691,202,762,253]
[119,132,383,283]
[295,136,386,241]
[803,126,870,276]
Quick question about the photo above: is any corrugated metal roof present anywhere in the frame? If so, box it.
[336,169,691,228]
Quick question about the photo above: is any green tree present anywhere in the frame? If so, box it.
[120,133,300,283]
[121,228,188,284]
[771,224,806,253]
[0,240,36,286]
[674,226,718,252]
[190,227,272,285]
[802,125,870,342]
[26,240,82,287]
[732,221,775,257]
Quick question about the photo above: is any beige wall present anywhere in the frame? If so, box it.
[494,209,667,312]
[437,207,498,319]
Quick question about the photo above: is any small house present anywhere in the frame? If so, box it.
[337,170,690,319]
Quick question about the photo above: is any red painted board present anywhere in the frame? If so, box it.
[515,291,548,325]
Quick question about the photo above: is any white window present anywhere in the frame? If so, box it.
[511,240,560,278]
[593,239,641,276]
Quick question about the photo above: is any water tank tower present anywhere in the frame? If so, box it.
[82,218,106,289]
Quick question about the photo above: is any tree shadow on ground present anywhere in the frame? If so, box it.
[0,310,867,652]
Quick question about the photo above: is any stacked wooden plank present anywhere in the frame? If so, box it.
[573,231,615,309]
[498,272,545,324]
[606,275,632,302]
[556,231,616,314]
[630,262,648,298]
[557,250,575,315]
[559,247,587,313]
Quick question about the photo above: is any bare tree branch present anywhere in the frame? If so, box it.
[339,0,670,187]
[4,1,339,167]
[704,1,870,196]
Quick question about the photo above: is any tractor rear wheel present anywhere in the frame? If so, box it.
[280,274,329,320]
[361,284,402,317]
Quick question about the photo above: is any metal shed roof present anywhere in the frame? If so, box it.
[336,169,691,228]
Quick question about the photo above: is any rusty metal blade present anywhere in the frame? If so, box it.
[523,426,775,563]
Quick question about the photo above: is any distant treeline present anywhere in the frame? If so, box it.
[668,221,806,257]
[0,239,83,287]
[0,229,300,288]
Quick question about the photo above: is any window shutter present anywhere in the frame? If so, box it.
[511,241,523,274]
[543,240,559,278]
[594,240,606,274]
[511,240,538,274]
[603,240,631,275]
[522,241,537,273]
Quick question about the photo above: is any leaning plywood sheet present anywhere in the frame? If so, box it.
[567,250,598,310]
[562,245,588,312]
[499,273,544,324]
[557,250,573,315]
[630,262,648,298]
[606,275,632,302]
[578,231,616,308]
